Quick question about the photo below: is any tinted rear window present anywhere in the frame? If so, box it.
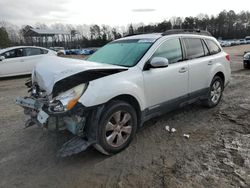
[184,38,204,59]
[41,49,48,54]
[24,48,43,56]
[201,40,209,56]
[205,39,221,55]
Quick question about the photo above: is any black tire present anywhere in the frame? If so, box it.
[94,100,137,155]
[244,63,250,69]
[202,76,224,108]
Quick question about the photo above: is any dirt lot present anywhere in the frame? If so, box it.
[0,45,250,188]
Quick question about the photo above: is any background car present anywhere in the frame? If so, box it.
[243,52,250,69]
[245,36,250,44]
[219,40,231,47]
[49,47,66,55]
[0,46,56,77]
[239,39,247,44]
[80,49,97,55]
[65,48,97,55]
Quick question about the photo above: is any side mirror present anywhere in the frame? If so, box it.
[149,57,169,68]
[0,56,5,61]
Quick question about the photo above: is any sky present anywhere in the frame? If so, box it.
[0,0,249,27]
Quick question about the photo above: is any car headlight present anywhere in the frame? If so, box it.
[51,84,87,111]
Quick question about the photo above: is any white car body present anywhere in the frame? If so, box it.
[32,34,231,111]
[0,46,56,77]
[17,31,231,155]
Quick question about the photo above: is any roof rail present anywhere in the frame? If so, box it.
[162,29,212,36]
[124,32,145,37]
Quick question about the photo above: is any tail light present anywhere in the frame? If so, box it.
[225,54,230,61]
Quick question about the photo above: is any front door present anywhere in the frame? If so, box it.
[0,48,26,76]
[143,37,189,112]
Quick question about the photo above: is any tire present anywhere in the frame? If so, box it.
[244,63,250,69]
[202,76,224,108]
[94,100,137,155]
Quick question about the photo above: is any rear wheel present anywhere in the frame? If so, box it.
[202,76,224,108]
[94,100,137,155]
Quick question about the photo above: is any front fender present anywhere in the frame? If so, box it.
[79,67,146,111]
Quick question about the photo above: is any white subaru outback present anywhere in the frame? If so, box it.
[16,29,231,156]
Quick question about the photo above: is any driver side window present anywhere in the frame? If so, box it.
[3,48,24,59]
[152,38,183,64]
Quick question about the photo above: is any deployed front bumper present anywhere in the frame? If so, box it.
[16,97,52,126]
[16,96,96,157]
[16,96,50,126]
[16,96,85,135]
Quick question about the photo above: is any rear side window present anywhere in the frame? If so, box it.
[41,49,48,54]
[184,38,204,59]
[24,48,43,56]
[201,40,209,56]
[152,38,183,64]
[205,39,221,55]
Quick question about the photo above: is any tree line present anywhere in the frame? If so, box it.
[0,10,250,49]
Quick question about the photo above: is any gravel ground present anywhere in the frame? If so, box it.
[0,45,250,188]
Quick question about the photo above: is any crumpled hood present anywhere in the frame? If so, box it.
[33,56,127,95]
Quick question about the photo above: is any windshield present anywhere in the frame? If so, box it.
[87,39,154,67]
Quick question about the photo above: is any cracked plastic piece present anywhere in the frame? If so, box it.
[25,119,36,128]
[171,128,177,133]
[183,134,190,139]
[165,125,170,132]
[57,137,95,157]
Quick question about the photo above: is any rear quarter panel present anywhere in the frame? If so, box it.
[209,51,231,87]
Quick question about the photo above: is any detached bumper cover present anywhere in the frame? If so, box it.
[16,96,41,110]
[57,137,95,157]
[16,96,97,157]
[16,97,50,125]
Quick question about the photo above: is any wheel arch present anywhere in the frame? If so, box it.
[214,71,225,85]
[209,62,227,88]
[108,94,142,128]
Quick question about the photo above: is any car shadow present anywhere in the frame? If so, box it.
[0,74,31,81]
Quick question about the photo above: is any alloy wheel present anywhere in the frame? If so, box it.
[105,110,132,147]
[211,80,222,104]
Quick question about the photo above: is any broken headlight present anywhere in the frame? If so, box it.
[50,84,87,112]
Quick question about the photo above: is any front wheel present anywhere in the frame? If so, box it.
[94,100,137,155]
[243,63,250,69]
[202,76,224,108]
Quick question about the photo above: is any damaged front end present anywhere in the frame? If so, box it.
[16,56,128,157]
[16,79,94,157]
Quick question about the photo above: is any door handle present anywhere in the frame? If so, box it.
[20,60,24,62]
[179,67,188,73]
[208,60,213,65]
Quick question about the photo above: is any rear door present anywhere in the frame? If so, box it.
[22,48,48,73]
[183,37,211,96]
